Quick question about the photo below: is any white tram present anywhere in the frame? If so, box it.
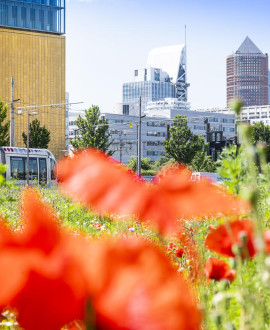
[0,147,57,185]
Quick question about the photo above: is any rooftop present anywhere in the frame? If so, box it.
[236,36,263,55]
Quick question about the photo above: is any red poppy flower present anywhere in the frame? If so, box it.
[56,149,249,234]
[166,242,176,251]
[175,247,184,258]
[264,230,270,254]
[205,220,256,258]
[81,238,202,330]
[0,188,89,330]
[204,257,236,282]
[92,222,101,230]
[0,188,202,330]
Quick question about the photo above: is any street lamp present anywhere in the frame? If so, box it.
[26,112,38,185]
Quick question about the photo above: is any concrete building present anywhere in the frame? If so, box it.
[0,0,66,159]
[227,36,268,107]
[68,110,235,164]
[196,104,270,126]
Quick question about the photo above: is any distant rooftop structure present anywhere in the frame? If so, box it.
[147,44,188,101]
[236,36,262,54]
[147,44,185,83]
[227,37,268,107]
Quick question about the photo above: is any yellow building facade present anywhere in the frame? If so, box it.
[0,27,65,160]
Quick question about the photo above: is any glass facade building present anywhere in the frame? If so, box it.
[227,37,268,107]
[0,0,66,159]
[123,80,175,111]
[0,0,65,34]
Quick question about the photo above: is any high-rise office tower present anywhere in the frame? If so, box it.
[227,36,268,107]
[0,0,65,159]
[122,44,189,112]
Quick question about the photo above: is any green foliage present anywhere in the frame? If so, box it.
[127,156,152,172]
[250,121,270,162]
[191,151,216,172]
[71,105,114,155]
[152,156,173,172]
[0,164,15,204]
[0,99,10,146]
[22,118,50,149]
[217,145,247,195]
[163,115,206,165]
[141,169,156,176]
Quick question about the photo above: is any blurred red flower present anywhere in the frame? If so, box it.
[92,222,101,230]
[175,247,184,258]
[0,188,202,330]
[81,238,201,330]
[204,257,236,282]
[0,188,89,330]
[56,149,249,234]
[205,220,256,258]
[166,242,176,251]
[264,230,270,254]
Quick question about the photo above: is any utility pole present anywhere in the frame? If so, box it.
[137,96,142,176]
[26,112,38,185]
[119,133,123,163]
[10,77,15,146]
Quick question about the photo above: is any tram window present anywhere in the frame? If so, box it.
[24,158,38,181]
[50,159,56,180]
[39,158,47,182]
[11,157,25,180]
[0,149,6,178]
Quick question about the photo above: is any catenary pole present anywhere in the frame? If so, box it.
[10,77,14,146]
[137,96,142,176]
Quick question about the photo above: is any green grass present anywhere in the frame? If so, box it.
[1,183,270,329]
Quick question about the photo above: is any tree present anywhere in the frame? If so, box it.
[163,115,206,165]
[128,156,152,172]
[71,105,114,155]
[22,119,50,149]
[217,145,247,195]
[250,121,270,162]
[190,149,216,172]
[0,99,10,146]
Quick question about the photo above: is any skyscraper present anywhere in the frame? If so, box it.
[122,44,189,112]
[227,37,269,107]
[0,0,65,159]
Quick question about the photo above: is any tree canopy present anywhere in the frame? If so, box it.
[190,148,216,173]
[163,115,206,165]
[70,105,113,155]
[0,99,10,146]
[250,121,270,162]
[22,119,50,149]
[128,156,152,172]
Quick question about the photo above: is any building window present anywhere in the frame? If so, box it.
[12,6,17,26]
[39,10,44,30]
[123,105,129,115]
[134,70,138,77]
[30,9,35,29]
[21,8,26,28]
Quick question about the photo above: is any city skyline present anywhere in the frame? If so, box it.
[66,0,270,113]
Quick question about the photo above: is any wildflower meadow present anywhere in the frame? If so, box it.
[2,104,270,329]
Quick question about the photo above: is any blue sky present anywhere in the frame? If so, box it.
[66,0,270,112]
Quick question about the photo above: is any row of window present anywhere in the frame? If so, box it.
[147,141,163,146]
[208,118,235,123]
[10,156,55,181]
[146,131,166,137]
[146,151,165,156]
[147,121,166,127]
[0,4,64,33]
[223,127,235,132]
[69,121,77,126]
